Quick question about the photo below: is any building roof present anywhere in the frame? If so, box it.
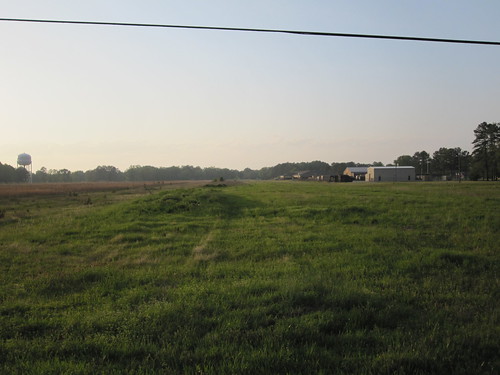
[368,166,415,170]
[293,170,316,177]
[345,167,368,173]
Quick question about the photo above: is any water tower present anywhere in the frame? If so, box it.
[17,153,33,183]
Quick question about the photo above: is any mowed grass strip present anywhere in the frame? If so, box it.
[0,181,498,374]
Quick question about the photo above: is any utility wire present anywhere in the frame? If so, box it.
[1,17,500,46]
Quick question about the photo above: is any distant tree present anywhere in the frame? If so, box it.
[0,163,17,183]
[411,151,430,175]
[71,170,86,182]
[0,163,30,183]
[33,167,49,183]
[302,160,332,175]
[123,165,242,181]
[138,166,160,181]
[457,149,472,180]
[241,168,258,179]
[178,166,202,180]
[393,152,431,175]
[431,148,453,177]
[56,169,72,183]
[371,161,384,166]
[266,161,334,179]
[157,166,181,180]
[430,147,469,179]
[394,155,414,167]
[258,166,273,180]
[124,165,142,181]
[268,162,299,178]
[15,167,30,183]
[471,122,500,180]
[220,168,240,180]
[86,166,124,182]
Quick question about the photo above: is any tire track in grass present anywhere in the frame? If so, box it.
[192,229,219,262]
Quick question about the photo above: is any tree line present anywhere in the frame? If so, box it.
[393,122,499,180]
[393,149,471,180]
[0,160,385,183]
[1,122,498,183]
[0,163,30,183]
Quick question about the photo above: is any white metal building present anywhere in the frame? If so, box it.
[366,166,415,182]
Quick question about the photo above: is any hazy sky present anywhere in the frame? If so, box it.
[1,1,499,171]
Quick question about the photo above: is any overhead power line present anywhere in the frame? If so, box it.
[1,17,499,46]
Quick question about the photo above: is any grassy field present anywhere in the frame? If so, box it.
[0,181,498,374]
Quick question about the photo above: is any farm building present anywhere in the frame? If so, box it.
[366,166,415,182]
[291,171,328,181]
[292,171,314,180]
[343,167,368,180]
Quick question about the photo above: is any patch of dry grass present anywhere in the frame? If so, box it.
[192,231,219,262]
[0,180,212,197]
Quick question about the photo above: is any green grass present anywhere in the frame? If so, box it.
[0,181,498,374]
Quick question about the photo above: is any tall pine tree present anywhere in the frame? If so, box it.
[472,122,500,180]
